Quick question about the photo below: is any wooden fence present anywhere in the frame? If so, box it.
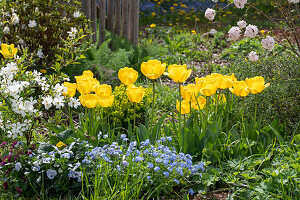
[81,0,139,46]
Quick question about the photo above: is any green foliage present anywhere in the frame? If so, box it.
[195,144,300,199]
[222,50,300,133]
[104,84,153,129]
[0,0,91,70]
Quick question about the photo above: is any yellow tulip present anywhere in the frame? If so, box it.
[150,24,156,28]
[127,86,145,103]
[82,70,94,78]
[218,74,237,89]
[79,94,99,108]
[95,84,112,98]
[118,67,138,85]
[168,64,192,83]
[195,77,206,91]
[76,76,93,95]
[141,60,166,80]
[207,73,224,88]
[229,81,249,97]
[176,100,190,114]
[63,82,77,97]
[91,78,100,92]
[191,96,206,110]
[180,84,198,102]
[98,95,115,107]
[199,77,217,96]
[0,44,18,59]
[245,76,270,94]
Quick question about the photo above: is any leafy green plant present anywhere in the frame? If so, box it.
[0,0,91,71]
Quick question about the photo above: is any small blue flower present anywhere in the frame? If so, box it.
[173,178,180,184]
[188,189,194,195]
[15,162,22,171]
[31,165,40,172]
[135,156,144,162]
[163,171,169,177]
[147,176,151,180]
[154,166,160,172]
[120,134,126,140]
[147,162,154,169]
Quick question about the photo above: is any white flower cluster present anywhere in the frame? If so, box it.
[205,8,216,21]
[233,0,247,9]
[248,51,259,62]
[244,24,258,38]
[288,0,299,3]
[228,26,242,41]
[67,27,77,38]
[237,20,247,29]
[261,36,275,51]
[0,62,80,139]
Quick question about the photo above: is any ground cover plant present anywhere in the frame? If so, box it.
[1,0,299,199]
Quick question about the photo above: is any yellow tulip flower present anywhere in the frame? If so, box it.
[191,96,206,110]
[118,67,138,85]
[127,86,145,103]
[82,70,94,78]
[207,73,224,89]
[245,76,270,94]
[168,64,192,83]
[229,81,249,97]
[95,84,112,98]
[98,95,115,107]
[76,76,93,95]
[150,24,156,28]
[199,77,217,96]
[218,74,236,89]
[195,77,206,91]
[0,44,18,59]
[176,100,190,114]
[141,60,166,80]
[79,94,99,108]
[180,84,198,102]
[91,78,100,92]
[63,82,77,97]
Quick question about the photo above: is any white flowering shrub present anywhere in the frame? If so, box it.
[207,0,300,59]
[0,0,92,70]
[0,42,83,146]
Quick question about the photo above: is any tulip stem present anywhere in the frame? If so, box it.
[241,97,246,138]
[68,106,74,129]
[215,89,220,115]
[151,80,155,129]
[254,94,257,125]
[134,103,139,144]
[178,83,182,139]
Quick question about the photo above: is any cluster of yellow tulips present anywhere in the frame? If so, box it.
[63,59,269,114]
[63,70,114,108]
[0,44,18,58]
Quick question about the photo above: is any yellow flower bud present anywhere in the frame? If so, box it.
[63,82,77,97]
[56,141,66,148]
[0,44,18,59]
[168,64,192,83]
[118,67,138,85]
[141,60,166,80]
[79,94,99,108]
[127,86,145,103]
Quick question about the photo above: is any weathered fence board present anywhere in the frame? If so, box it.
[81,0,139,46]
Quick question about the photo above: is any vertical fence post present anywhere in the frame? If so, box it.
[107,0,115,33]
[130,0,139,45]
[91,0,97,43]
[99,0,106,45]
[115,0,121,36]
[122,0,129,40]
